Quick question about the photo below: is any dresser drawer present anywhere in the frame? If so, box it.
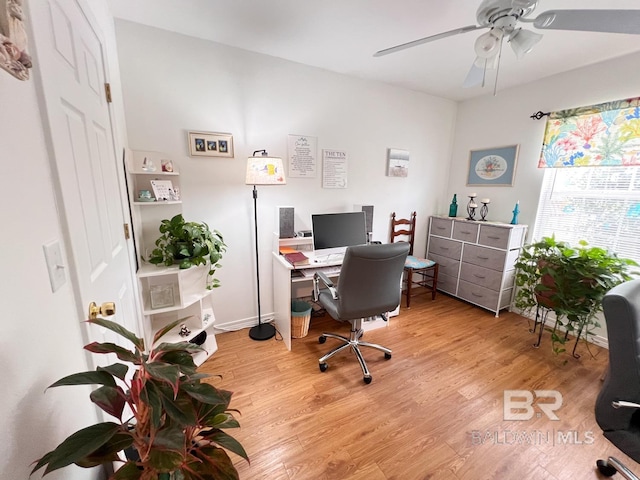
[436,272,458,295]
[428,236,462,260]
[427,252,460,279]
[462,244,506,271]
[478,224,513,250]
[457,280,500,311]
[459,263,503,292]
[430,217,453,238]
[453,221,479,243]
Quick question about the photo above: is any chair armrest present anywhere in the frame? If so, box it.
[313,271,338,300]
[613,400,640,409]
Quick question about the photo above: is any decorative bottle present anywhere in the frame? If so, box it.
[448,194,458,217]
[510,201,520,225]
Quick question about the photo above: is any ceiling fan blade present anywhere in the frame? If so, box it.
[532,10,640,35]
[463,60,486,88]
[373,25,484,57]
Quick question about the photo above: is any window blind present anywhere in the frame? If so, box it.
[533,166,640,265]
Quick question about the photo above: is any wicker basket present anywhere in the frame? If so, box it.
[291,300,312,338]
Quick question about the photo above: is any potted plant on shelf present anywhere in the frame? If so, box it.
[148,214,226,289]
[514,235,637,355]
[32,317,248,479]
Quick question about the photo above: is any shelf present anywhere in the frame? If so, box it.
[131,171,180,176]
[133,200,182,206]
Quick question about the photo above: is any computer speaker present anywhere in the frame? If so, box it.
[355,204,374,234]
[278,206,295,238]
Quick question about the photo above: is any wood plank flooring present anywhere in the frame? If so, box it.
[199,293,634,479]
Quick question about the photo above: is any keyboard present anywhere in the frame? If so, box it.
[299,266,342,278]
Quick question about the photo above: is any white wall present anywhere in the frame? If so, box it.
[447,51,640,231]
[113,20,458,328]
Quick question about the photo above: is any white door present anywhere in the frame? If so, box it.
[28,0,139,350]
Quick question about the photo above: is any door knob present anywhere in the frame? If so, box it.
[88,301,116,320]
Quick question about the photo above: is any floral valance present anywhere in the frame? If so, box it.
[538,97,640,168]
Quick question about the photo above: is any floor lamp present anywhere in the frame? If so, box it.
[245,150,287,341]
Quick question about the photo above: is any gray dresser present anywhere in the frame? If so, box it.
[427,216,527,316]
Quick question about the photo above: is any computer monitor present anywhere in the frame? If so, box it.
[311,211,368,257]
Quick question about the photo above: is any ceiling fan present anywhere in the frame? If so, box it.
[374,0,640,92]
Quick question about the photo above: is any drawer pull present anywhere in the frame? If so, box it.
[477,256,489,260]
[440,247,450,250]
[436,226,446,230]
[461,230,472,234]
[474,274,486,279]
[488,235,501,240]
[472,292,484,298]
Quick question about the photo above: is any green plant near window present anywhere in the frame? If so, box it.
[32,317,248,479]
[148,214,226,289]
[514,236,638,355]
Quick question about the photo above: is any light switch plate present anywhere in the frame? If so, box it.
[43,240,66,292]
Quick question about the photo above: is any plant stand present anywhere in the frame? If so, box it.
[530,303,584,358]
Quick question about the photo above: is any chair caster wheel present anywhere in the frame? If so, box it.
[384,352,392,360]
[363,376,372,384]
[596,459,618,477]
[319,335,326,344]
[319,363,328,372]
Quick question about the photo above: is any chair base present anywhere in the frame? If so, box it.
[596,457,639,479]
[318,318,391,384]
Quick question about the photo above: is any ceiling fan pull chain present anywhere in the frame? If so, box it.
[493,33,505,96]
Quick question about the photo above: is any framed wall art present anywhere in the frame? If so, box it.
[467,144,519,186]
[187,131,234,158]
[387,148,410,177]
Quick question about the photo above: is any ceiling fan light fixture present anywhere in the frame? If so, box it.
[509,27,543,58]
[474,29,503,58]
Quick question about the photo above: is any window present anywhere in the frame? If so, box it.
[532,166,640,265]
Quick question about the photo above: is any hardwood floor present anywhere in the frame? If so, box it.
[199,293,634,479]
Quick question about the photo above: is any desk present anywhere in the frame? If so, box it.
[272,233,395,350]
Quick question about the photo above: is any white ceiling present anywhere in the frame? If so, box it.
[107,0,640,102]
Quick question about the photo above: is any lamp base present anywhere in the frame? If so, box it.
[249,322,276,341]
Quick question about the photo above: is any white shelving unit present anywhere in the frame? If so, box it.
[127,150,217,365]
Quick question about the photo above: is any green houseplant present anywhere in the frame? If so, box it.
[148,214,226,289]
[32,317,248,479]
[514,235,637,355]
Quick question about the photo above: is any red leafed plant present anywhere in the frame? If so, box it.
[31,317,248,480]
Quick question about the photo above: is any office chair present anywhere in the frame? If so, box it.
[595,279,640,479]
[390,212,438,308]
[312,242,409,384]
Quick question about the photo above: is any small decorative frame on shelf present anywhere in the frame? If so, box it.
[149,284,175,309]
[187,131,234,158]
[467,144,519,186]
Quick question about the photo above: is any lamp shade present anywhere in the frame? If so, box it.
[245,155,286,185]
[474,29,503,59]
[509,28,543,59]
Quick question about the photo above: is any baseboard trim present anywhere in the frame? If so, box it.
[213,313,275,334]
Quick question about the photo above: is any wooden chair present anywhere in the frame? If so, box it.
[390,212,438,308]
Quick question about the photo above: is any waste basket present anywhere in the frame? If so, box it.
[291,300,312,338]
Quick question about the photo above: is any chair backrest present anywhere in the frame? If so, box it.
[334,242,410,320]
[390,211,416,256]
[595,279,640,462]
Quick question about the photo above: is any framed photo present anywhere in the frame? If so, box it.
[387,148,410,177]
[467,145,519,186]
[188,131,234,158]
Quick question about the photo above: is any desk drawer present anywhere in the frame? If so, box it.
[459,262,503,292]
[427,252,460,279]
[428,236,462,260]
[430,217,453,238]
[453,221,479,243]
[462,244,506,271]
